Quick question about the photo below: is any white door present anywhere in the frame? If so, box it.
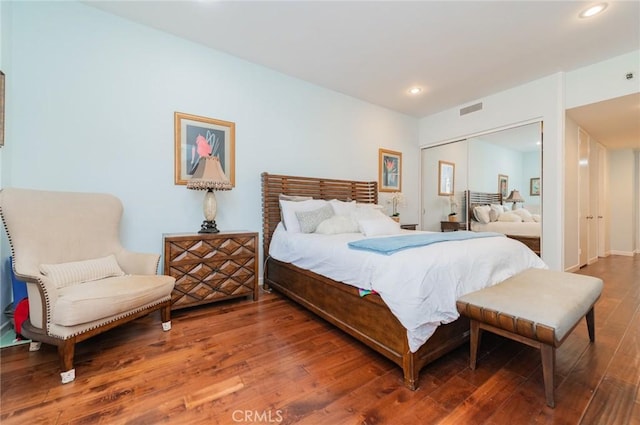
[588,138,599,264]
[578,129,589,267]
[597,144,607,257]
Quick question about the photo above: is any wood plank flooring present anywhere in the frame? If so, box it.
[1,255,638,424]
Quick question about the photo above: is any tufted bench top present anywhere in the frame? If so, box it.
[457,268,603,346]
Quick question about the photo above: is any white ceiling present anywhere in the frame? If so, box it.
[86,0,640,149]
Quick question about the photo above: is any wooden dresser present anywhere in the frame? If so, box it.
[163,231,258,310]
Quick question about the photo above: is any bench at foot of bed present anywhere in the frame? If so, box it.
[456,268,603,408]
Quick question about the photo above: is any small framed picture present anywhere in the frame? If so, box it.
[438,160,455,196]
[174,112,235,186]
[379,149,402,192]
[498,174,509,199]
[530,177,541,196]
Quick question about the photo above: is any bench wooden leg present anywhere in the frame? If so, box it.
[585,307,595,342]
[469,320,481,370]
[541,344,556,408]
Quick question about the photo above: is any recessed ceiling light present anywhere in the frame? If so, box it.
[408,87,423,95]
[579,3,608,18]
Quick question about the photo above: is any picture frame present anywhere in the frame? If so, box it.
[174,112,235,186]
[498,174,509,199]
[530,177,541,196]
[378,148,402,192]
[438,160,455,196]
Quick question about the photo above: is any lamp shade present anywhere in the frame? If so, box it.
[504,190,524,203]
[186,156,232,191]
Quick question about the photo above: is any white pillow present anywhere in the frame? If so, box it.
[511,208,534,222]
[39,254,125,289]
[532,214,541,223]
[497,212,523,222]
[358,218,402,237]
[279,199,328,233]
[489,204,503,222]
[354,203,386,221]
[329,199,357,216]
[315,215,360,234]
[295,204,335,233]
[473,205,491,224]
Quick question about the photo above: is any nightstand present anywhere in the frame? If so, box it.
[400,224,418,230]
[163,231,259,310]
[440,221,467,232]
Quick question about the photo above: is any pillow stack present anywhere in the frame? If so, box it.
[278,195,401,236]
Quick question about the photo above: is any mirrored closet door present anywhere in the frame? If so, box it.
[421,122,543,253]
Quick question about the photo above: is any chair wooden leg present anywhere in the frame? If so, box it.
[541,344,556,408]
[585,307,595,342]
[469,320,481,370]
[161,302,172,331]
[58,338,76,384]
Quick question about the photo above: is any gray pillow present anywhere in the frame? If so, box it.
[295,204,335,233]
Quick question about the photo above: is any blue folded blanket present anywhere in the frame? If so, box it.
[348,231,504,255]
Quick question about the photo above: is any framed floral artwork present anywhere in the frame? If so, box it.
[379,149,402,192]
[438,160,455,196]
[530,177,540,196]
[498,174,509,199]
[174,112,235,186]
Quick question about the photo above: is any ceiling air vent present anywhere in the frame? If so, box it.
[459,102,483,116]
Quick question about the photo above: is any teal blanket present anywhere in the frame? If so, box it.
[348,231,504,255]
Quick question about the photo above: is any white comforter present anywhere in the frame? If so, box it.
[269,224,547,352]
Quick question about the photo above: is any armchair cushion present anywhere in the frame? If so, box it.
[52,275,175,328]
[39,255,125,289]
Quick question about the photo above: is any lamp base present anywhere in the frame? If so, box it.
[198,220,220,234]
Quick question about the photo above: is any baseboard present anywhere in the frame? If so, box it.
[564,264,581,272]
[609,250,635,257]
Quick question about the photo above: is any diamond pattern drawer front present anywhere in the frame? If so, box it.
[163,231,259,310]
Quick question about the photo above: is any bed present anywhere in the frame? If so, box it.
[466,190,541,255]
[262,173,545,390]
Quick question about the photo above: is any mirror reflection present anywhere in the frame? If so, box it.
[421,122,542,255]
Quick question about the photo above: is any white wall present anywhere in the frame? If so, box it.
[565,51,640,110]
[419,75,563,270]
[468,140,529,196]
[609,150,637,255]
[0,2,420,300]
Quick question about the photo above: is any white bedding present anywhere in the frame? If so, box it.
[470,220,541,237]
[269,224,547,352]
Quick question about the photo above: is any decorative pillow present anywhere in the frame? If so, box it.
[497,212,523,222]
[279,199,328,233]
[278,194,313,230]
[315,215,360,234]
[39,254,125,289]
[532,214,541,223]
[489,204,503,222]
[295,204,335,233]
[511,208,534,222]
[473,205,491,224]
[329,199,357,216]
[358,217,402,237]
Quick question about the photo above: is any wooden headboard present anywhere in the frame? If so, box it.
[466,190,503,222]
[261,172,377,256]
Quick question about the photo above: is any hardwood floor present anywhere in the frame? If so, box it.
[1,255,638,424]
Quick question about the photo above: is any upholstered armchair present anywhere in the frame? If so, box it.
[0,188,175,384]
